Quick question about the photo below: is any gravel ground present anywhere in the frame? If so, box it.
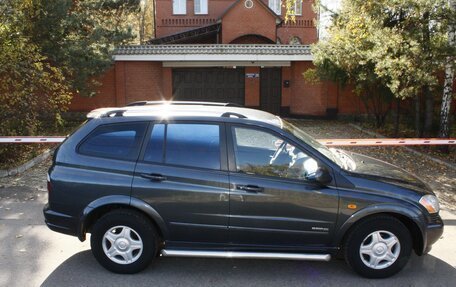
[290,119,456,211]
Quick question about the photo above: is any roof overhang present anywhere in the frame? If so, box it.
[162,61,291,67]
[113,44,313,62]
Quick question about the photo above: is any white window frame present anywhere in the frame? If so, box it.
[194,0,208,15]
[268,0,281,16]
[291,0,302,16]
[173,0,186,15]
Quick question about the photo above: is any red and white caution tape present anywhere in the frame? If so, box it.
[318,138,456,146]
[0,137,455,146]
[0,136,66,143]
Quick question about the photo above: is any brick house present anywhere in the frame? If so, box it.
[70,0,362,116]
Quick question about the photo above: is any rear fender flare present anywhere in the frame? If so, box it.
[77,195,168,241]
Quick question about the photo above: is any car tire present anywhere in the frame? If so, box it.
[344,215,412,278]
[90,209,158,274]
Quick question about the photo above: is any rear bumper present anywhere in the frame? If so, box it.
[43,203,78,237]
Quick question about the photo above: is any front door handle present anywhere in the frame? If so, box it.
[140,173,167,182]
[236,185,263,193]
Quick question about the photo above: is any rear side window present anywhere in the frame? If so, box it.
[165,124,221,170]
[79,122,148,161]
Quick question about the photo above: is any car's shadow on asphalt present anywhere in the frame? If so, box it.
[40,251,456,287]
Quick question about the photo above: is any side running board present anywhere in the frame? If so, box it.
[161,250,331,261]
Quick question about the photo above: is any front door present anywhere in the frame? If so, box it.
[227,125,339,248]
[132,122,230,245]
[260,67,281,115]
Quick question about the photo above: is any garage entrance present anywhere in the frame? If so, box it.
[172,68,245,105]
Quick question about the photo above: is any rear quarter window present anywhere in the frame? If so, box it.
[78,122,148,161]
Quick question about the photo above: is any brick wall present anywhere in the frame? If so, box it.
[289,61,326,116]
[221,0,277,44]
[69,67,117,111]
[155,0,319,45]
[69,62,165,111]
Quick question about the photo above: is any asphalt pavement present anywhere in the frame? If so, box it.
[0,181,455,287]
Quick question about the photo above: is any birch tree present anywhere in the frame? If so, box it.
[439,0,456,139]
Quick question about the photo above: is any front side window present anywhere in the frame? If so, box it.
[232,127,318,180]
[79,122,148,161]
[173,0,186,15]
[165,124,221,170]
[194,0,208,14]
[269,0,281,15]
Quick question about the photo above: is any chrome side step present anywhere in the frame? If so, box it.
[161,249,331,261]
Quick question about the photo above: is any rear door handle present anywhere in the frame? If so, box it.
[140,173,167,182]
[236,185,263,193]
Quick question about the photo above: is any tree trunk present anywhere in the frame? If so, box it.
[394,98,400,137]
[438,0,455,153]
[423,86,434,136]
[422,11,433,137]
[415,95,422,137]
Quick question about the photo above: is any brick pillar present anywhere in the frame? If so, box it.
[244,67,260,107]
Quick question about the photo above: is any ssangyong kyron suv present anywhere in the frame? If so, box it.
[44,102,443,278]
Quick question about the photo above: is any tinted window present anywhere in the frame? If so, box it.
[166,124,220,170]
[144,124,165,163]
[79,122,148,161]
[232,127,317,180]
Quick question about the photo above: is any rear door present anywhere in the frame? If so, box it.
[227,125,339,248]
[132,121,230,244]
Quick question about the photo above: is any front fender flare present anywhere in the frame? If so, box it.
[333,203,426,249]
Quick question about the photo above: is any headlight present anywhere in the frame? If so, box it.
[419,195,440,214]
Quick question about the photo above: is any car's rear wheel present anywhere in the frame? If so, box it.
[91,209,157,273]
[344,215,412,278]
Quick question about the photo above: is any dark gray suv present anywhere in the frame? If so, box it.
[44,102,443,278]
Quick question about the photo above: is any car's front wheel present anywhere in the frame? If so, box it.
[90,209,158,273]
[344,215,412,278]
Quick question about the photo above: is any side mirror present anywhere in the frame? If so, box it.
[314,167,332,185]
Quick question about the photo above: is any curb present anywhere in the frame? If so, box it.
[0,149,52,178]
[348,123,456,171]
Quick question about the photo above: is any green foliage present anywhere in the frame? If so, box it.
[0,0,140,167]
[23,0,140,97]
[309,0,456,126]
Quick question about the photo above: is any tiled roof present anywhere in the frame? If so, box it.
[147,24,220,45]
[114,44,311,56]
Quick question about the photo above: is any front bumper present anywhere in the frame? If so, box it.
[422,214,444,254]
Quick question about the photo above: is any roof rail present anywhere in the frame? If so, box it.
[221,112,247,119]
[100,109,127,118]
[126,101,242,107]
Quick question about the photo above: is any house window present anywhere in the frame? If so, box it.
[173,0,186,15]
[268,0,281,15]
[292,0,302,16]
[194,0,208,14]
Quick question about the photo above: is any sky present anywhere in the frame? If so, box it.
[319,0,342,39]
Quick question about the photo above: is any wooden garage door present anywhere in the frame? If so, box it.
[172,68,245,105]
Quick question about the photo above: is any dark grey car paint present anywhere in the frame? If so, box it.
[44,115,443,256]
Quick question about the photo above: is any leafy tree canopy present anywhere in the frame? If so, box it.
[310,0,455,100]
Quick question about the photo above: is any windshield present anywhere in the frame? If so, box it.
[282,120,345,169]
